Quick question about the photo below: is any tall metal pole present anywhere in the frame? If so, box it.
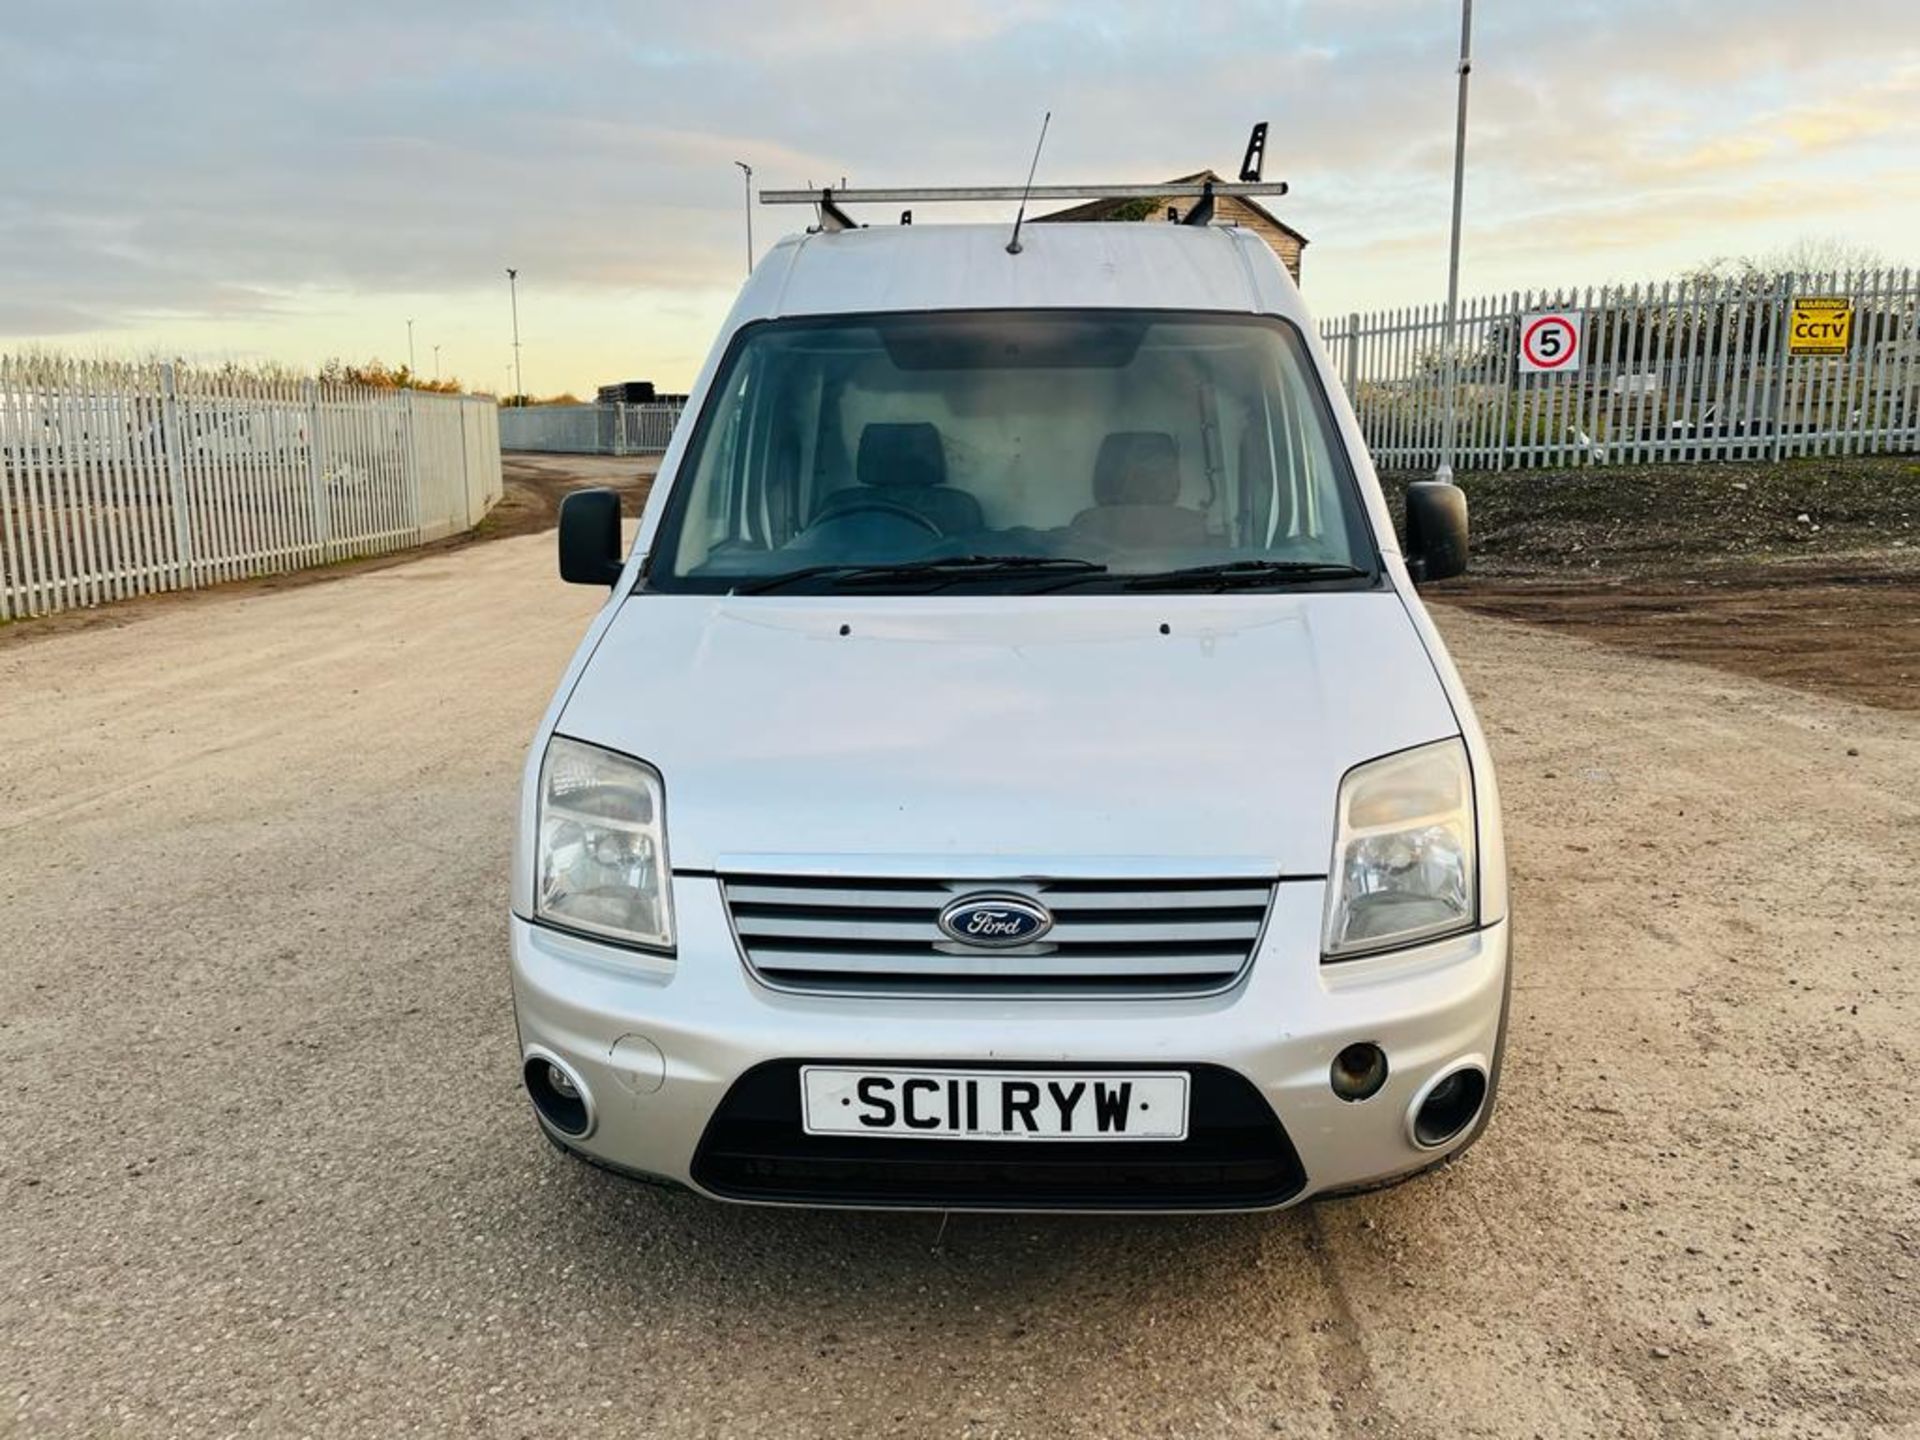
[406,317,416,376]
[734,161,754,275]
[505,268,523,404]
[432,344,441,382]
[1435,0,1473,485]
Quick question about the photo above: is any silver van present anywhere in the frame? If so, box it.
[510,216,1507,1210]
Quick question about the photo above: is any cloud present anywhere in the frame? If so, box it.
[1,0,1916,388]
[1517,173,1901,255]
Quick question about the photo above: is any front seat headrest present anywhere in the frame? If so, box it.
[857,423,946,490]
[1093,432,1180,506]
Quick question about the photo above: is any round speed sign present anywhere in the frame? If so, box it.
[1520,311,1584,374]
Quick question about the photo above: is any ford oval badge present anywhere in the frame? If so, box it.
[938,893,1053,949]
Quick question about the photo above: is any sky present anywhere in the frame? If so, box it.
[3,0,1916,398]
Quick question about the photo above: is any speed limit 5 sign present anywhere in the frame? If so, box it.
[1519,310,1585,374]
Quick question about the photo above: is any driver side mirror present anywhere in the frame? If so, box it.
[1404,481,1468,584]
[558,488,626,587]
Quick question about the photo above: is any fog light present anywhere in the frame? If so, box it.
[524,1052,593,1138]
[1410,1064,1487,1148]
[1330,1042,1390,1102]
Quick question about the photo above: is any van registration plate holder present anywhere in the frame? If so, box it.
[799,1066,1189,1141]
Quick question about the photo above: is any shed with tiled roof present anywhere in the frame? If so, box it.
[1033,170,1308,283]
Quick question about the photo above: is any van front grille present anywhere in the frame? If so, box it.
[720,874,1274,996]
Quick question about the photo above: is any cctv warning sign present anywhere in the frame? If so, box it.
[1789,297,1853,357]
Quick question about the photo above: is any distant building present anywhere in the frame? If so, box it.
[596,380,688,406]
[1034,169,1308,284]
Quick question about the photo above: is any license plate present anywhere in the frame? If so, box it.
[799,1067,1189,1141]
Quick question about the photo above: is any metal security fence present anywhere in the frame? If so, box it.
[1319,269,1920,472]
[0,357,504,619]
[499,402,682,456]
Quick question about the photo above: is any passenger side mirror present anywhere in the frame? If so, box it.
[558,488,627,586]
[1404,481,1468,584]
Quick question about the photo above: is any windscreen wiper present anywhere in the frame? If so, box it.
[735,555,1107,595]
[1121,559,1370,592]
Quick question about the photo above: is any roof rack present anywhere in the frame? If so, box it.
[760,180,1290,233]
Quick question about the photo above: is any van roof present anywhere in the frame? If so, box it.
[736,222,1300,325]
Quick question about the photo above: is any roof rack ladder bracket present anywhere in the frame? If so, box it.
[1181,179,1217,227]
[812,188,858,233]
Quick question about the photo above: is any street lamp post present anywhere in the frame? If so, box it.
[734,161,754,276]
[433,344,441,383]
[1435,0,1473,486]
[406,317,416,377]
[505,268,523,404]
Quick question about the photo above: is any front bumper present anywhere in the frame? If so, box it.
[509,876,1509,1211]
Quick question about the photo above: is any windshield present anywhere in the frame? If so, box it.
[648,310,1377,593]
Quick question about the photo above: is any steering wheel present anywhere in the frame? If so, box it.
[809,494,944,537]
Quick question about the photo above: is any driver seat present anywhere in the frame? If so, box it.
[815,422,983,534]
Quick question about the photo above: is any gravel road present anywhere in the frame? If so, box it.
[3,533,1915,1438]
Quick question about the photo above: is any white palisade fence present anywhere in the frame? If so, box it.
[0,357,504,620]
[499,401,683,456]
[1319,268,1920,472]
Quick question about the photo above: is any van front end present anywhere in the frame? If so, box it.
[509,610,1510,1212]
[510,222,1511,1211]
[509,867,1508,1210]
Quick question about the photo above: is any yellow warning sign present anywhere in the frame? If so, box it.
[1789,296,1853,357]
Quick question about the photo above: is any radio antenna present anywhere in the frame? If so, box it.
[1005,110,1052,256]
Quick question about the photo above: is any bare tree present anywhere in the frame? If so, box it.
[1695,235,1890,283]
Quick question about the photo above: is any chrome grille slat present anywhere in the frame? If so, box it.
[747,949,1248,978]
[1042,888,1273,910]
[721,873,1276,996]
[725,883,958,910]
[736,914,951,943]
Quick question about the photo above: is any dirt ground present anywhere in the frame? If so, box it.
[477,451,659,539]
[1413,453,1920,712]
[2,520,1916,1437]
[1433,570,1918,712]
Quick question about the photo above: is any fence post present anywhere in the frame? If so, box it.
[456,398,475,529]
[157,362,195,587]
[1344,314,1360,404]
[1497,294,1518,470]
[303,380,331,559]
[402,390,424,540]
[1768,273,1795,461]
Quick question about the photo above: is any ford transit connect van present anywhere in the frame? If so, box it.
[510,218,1507,1210]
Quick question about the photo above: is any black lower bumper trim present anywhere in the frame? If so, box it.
[691,1060,1306,1209]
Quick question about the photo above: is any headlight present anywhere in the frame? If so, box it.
[1323,738,1476,959]
[534,736,674,951]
